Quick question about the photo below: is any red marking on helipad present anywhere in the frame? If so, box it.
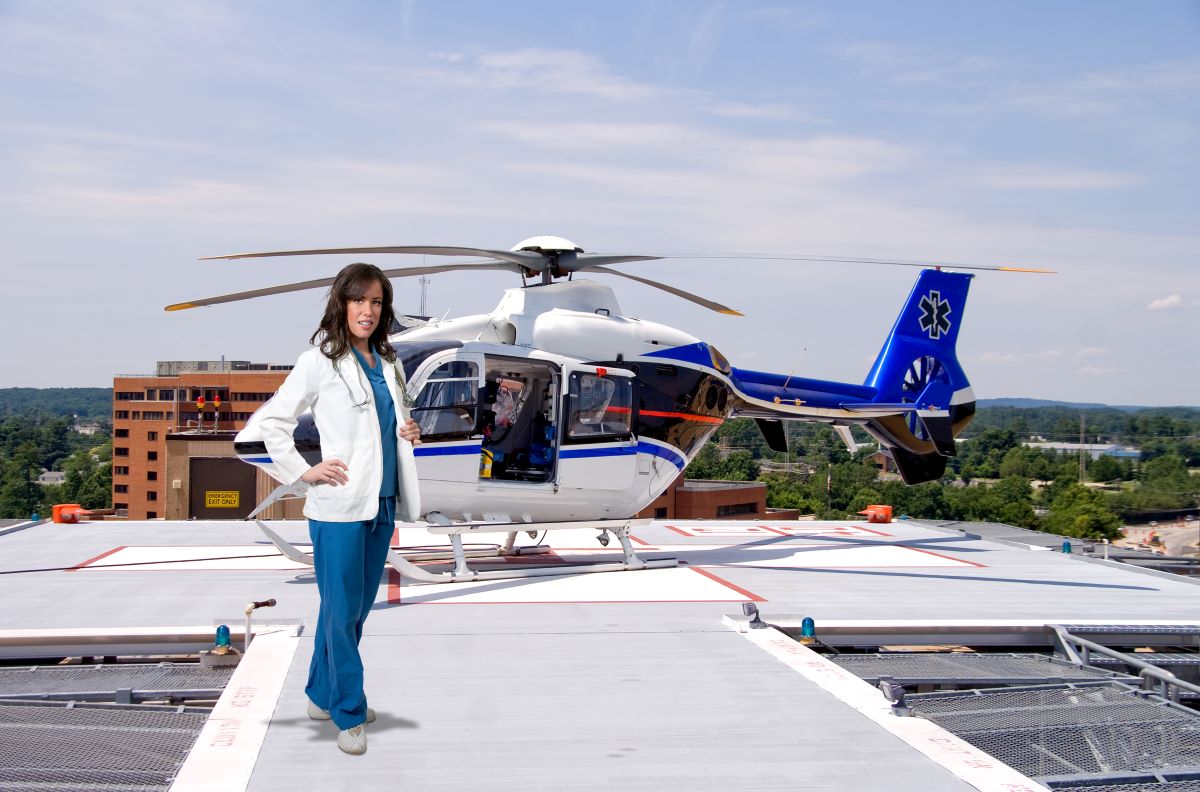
[904,546,987,568]
[666,525,690,537]
[387,567,402,605]
[66,546,126,571]
[686,564,766,602]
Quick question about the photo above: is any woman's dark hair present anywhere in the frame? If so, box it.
[310,263,397,362]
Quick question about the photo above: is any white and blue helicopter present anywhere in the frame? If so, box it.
[168,236,1048,583]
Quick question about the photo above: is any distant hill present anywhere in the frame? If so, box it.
[0,388,112,420]
[980,398,1198,412]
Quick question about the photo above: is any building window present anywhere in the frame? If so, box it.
[158,389,174,401]
[114,411,129,420]
[147,451,158,461]
[147,471,157,481]
[655,507,668,518]
[115,429,129,438]
[114,485,128,493]
[147,511,157,519]
[716,503,757,516]
[147,491,158,501]
[114,503,128,511]
[115,391,145,401]
[114,447,129,457]
[141,411,165,420]
[147,431,158,441]
[113,466,129,475]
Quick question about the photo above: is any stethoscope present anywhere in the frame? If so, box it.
[334,355,415,414]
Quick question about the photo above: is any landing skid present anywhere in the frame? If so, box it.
[248,487,675,584]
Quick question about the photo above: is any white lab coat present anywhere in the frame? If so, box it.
[239,347,420,522]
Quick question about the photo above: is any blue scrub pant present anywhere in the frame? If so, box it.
[304,497,394,730]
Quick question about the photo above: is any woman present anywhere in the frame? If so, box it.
[250,263,421,755]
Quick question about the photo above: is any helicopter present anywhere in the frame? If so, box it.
[167,236,1049,583]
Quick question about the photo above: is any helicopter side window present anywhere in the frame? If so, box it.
[566,374,632,441]
[412,360,479,441]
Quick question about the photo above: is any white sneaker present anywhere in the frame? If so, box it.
[307,699,375,723]
[337,724,367,755]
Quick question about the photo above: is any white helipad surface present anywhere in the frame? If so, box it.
[1,516,1197,792]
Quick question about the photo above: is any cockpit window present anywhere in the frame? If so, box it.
[413,360,479,440]
[566,373,632,440]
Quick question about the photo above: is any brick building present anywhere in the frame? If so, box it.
[637,477,801,520]
[111,361,291,519]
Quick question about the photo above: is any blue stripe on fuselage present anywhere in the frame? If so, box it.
[414,443,483,457]
[637,441,686,470]
[560,446,637,460]
[644,342,713,368]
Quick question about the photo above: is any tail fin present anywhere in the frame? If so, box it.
[861,269,976,483]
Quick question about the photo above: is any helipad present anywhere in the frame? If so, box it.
[0,516,1197,791]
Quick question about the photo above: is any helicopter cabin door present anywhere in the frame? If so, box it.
[410,351,485,484]
[557,365,637,491]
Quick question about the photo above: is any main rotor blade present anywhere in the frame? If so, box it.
[202,245,547,270]
[669,254,1055,274]
[165,260,520,311]
[568,253,662,270]
[580,265,743,316]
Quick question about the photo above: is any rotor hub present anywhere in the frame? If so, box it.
[511,235,583,254]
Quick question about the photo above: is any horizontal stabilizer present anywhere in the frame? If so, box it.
[754,419,788,453]
[917,412,957,456]
[888,446,949,485]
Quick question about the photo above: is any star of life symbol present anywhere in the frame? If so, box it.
[918,291,952,339]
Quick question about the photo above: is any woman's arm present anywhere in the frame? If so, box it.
[256,352,323,486]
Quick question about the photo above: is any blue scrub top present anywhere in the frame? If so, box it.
[352,346,398,498]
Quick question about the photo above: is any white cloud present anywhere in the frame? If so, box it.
[837,42,1006,85]
[1076,347,1108,358]
[473,49,657,101]
[1079,365,1119,377]
[966,164,1140,191]
[1147,294,1184,311]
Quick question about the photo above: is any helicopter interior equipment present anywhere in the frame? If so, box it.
[169,236,1051,583]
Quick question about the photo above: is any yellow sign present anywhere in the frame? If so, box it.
[205,491,240,508]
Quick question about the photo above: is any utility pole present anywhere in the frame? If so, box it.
[1079,414,1086,482]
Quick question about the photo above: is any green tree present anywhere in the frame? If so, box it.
[1043,484,1121,540]
[0,442,45,519]
[1088,454,1122,483]
[684,444,721,479]
[60,442,112,510]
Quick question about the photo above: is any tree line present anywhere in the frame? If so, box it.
[685,409,1200,541]
[0,414,111,519]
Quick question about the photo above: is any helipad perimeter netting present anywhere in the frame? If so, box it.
[0,662,234,699]
[0,700,209,791]
[830,652,1127,685]
[906,682,1200,782]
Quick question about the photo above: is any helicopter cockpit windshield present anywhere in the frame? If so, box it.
[412,360,479,441]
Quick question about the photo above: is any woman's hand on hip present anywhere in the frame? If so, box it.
[301,459,349,486]
[399,418,422,446]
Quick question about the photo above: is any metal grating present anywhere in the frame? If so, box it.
[0,662,233,698]
[908,683,1200,779]
[0,700,208,791]
[1059,626,1200,636]
[831,652,1127,685]
[1051,782,1200,792]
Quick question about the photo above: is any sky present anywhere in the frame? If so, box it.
[1,1,1197,406]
